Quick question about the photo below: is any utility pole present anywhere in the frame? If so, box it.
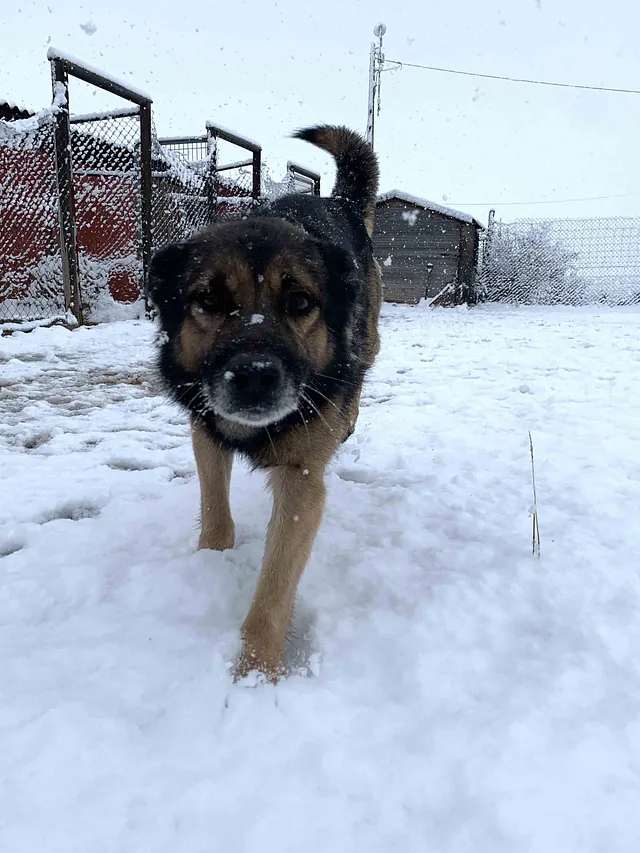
[366,23,386,148]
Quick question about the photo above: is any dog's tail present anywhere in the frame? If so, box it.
[292,124,379,236]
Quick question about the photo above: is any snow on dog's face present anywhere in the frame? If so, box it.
[149,218,358,435]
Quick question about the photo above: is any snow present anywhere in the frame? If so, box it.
[79,21,98,36]
[69,106,140,123]
[378,189,483,227]
[249,313,265,324]
[0,98,33,115]
[2,304,640,851]
[46,46,153,104]
[205,120,261,151]
[0,84,66,146]
[402,208,419,226]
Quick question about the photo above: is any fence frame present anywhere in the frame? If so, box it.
[205,122,262,202]
[157,133,218,225]
[286,161,321,195]
[47,48,153,322]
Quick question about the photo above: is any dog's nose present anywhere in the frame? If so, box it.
[224,354,284,403]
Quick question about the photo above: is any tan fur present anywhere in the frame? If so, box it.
[192,419,235,551]
[190,257,383,679]
[176,235,334,381]
[364,211,376,239]
[236,464,327,679]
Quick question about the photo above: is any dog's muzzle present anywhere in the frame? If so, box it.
[209,353,299,427]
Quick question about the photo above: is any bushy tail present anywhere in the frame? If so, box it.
[292,124,379,236]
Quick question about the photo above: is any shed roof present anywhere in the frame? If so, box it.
[0,99,35,121]
[377,189,482,228]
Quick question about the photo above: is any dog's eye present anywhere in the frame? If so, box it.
[192,277,237,315]
[283,291,314,317]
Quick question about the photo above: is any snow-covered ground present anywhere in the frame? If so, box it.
[2,304,640,852]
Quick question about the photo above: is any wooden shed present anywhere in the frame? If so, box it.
[373,190,483,305]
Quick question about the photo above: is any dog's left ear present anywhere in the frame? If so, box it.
[148,241,195,335]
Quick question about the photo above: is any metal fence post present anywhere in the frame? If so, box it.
[139,101,153,313]
[205,127,218,224]
[285,162,321,196]
[252,148,261,202]
[51,59,83,324]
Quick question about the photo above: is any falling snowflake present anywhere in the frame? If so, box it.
[383,255,392,267]
[401,209,419,226]
[79,20,97,35]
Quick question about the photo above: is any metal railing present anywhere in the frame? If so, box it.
[1,50,323,325]
[286,161,321,195]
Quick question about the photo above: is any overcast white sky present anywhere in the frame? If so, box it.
[2,0,639,224]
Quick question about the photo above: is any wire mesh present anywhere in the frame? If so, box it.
[0,113,66,322]
[152,136,212,251]
[479,217,640,306]
[152,136,298,244]
[69,111,144,313]
[2,92,320,324]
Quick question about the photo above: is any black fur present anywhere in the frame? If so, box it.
[291,124,379,226]
[149,125,379,466]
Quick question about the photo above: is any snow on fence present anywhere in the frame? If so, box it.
[2,62,321,325]
[0,107,67,323]
[479,217,640,306]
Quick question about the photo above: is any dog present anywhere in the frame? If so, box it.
[149,125,381,680]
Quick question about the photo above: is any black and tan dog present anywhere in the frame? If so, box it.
[149,125,381,679]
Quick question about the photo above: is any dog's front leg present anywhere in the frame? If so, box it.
[191,418,235,551]
[237,464,326,680]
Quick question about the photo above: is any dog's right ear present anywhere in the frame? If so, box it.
[149,242,194,335]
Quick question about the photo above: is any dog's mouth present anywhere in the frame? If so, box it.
[204,353,302,428]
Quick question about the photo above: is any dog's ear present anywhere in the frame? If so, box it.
[149,242,195,335]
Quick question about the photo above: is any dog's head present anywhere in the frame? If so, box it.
[149,218,360,431]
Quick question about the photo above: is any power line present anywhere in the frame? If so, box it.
[386,59,640,96]
[450,192,640,207]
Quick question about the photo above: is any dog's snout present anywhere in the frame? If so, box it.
[224,354,284,403]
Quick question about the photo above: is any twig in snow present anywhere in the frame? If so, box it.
[529,431,541,557]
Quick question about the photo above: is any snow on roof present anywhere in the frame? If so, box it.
[46,46,153,104]
[377,189,481,227]
[0,97,63,146]
[0,99,34,117]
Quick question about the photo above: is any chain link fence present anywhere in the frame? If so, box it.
[0,109,66,323]
[152,135,211,252]
[1,52,321,325]
[70,109,144,318]
[479,217,640,306]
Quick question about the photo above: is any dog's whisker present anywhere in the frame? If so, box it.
[264,425,278,461]
[298,407,311,447]
[301,392,335,435]
[306,382,341,412]
[313,372,357,387]
[174,382,199,405]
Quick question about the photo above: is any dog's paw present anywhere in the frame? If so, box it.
[234,639,286,684]
[198,522,235,551]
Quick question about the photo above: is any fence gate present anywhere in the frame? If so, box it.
[48,48,153,324]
